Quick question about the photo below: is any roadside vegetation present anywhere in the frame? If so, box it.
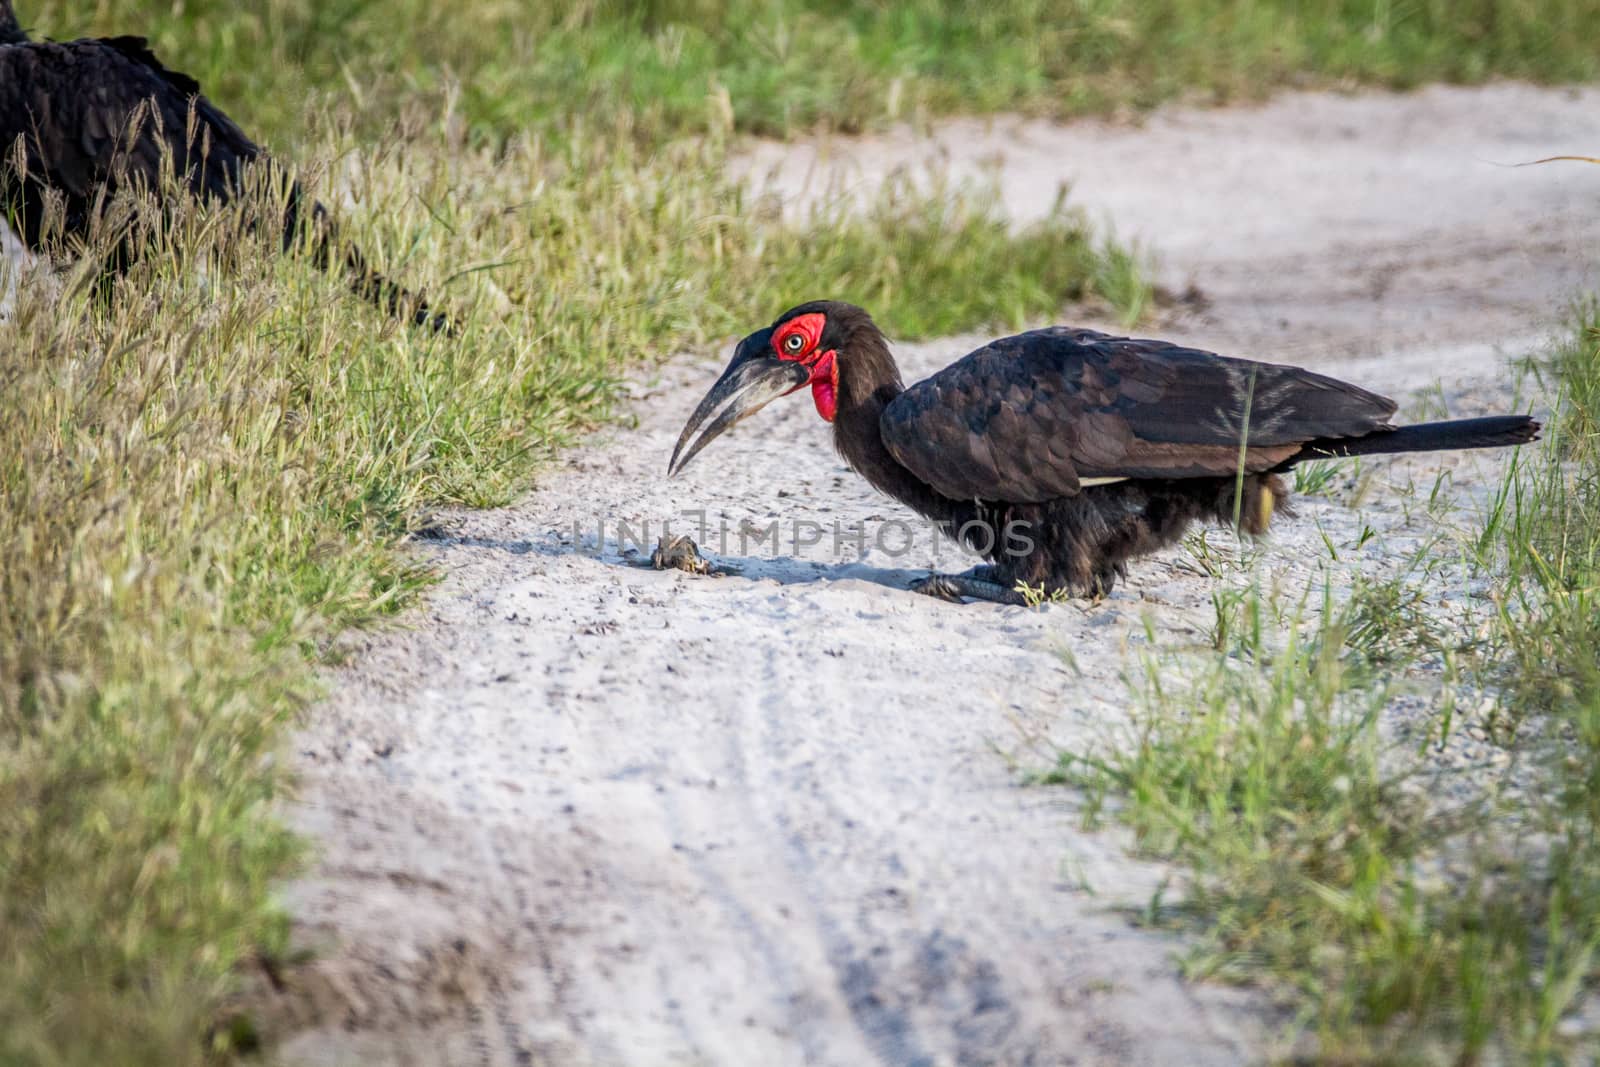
[0,105,1127,1065]
[1050,307,1600,1060]
[30,0,1600,145]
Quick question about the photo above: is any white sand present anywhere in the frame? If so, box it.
[257,85,1600,1066]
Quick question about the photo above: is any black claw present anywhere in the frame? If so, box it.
[413,304,456,336]
[1088,566,1122,598]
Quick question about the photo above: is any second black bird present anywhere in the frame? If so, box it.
[0,0,450,331]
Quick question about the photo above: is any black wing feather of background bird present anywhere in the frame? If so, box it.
[0,35,451,332]
[879,327,1398,503]
[0,40,250,232]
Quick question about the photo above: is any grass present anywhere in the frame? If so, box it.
[0,105,1136,1064]
[22,0,1600,146]
[1048,309,1600,1060]
[1480,309,1600,713]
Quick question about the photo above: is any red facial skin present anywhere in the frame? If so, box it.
[772,312,840,422]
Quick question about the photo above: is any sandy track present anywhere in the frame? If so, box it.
[258,85,1600,1066]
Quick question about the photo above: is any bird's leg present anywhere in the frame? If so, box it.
[909,565,1028,606]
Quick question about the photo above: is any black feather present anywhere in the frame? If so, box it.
[1287,415,1540,463]
[879,325,1397,502]
[0,5,451,332]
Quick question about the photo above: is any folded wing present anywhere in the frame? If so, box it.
[879,327,1397,504]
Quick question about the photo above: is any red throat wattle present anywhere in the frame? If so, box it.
[809,350,838,422]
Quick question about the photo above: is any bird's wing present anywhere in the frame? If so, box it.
[879,326,1398,504]
[98,36,262,197]
[0,38,262,229]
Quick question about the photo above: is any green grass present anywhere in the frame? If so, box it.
[1482,308,1600,713]
[0,105,1134,1065]
[1049,311,1600,1061]
[24,0,1600,146]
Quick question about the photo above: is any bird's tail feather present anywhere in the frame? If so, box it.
[292,196,454,334]
[1293,415,1540,463]
[339,244,455,335]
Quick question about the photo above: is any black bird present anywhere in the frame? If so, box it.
[669,301,1540,604]
[0,0,449,331]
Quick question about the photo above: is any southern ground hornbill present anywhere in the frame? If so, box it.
[0,0,448,330]
[669,300,1540,605]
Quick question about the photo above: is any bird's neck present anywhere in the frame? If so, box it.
[830,324,961,522]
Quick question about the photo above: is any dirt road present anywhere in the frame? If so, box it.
[259,85,1600,1066]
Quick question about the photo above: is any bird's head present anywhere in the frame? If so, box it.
[669,301,884,476]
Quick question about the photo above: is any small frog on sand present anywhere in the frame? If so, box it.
[650,534,725,576]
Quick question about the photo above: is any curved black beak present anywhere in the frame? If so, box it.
[668,328,810,477]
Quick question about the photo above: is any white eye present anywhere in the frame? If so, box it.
[783,334,805,354]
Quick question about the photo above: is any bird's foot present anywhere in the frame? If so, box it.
[910,568,1028,606]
